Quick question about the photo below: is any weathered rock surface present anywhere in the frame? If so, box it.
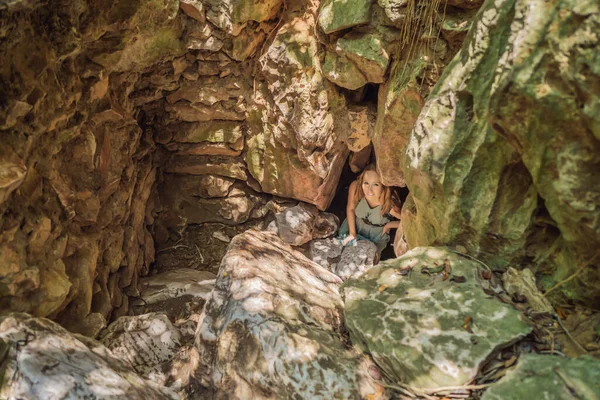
[401,0,600,303]
[196,230,386,399]
[100,313,183,378]
[318,0,372,34]
[482,354,600,400]
[336,240,378,280]
[270,202,339,246]
[336,32,390,84]
[246,1,350,210]
[309,239,378,281]
[137,269,216,309]
[343,247,532,389]
[0,313,178,399]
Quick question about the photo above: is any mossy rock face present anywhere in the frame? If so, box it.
[402,0,600,302]
[318,0,372,34]
[342,247,532,389]
[336,32,390,83]
[482,354,600,400]
[203,0,283,34]
[246,6,349,210]
[322,51,368,90]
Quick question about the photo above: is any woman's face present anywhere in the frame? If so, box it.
[362,170,383,200]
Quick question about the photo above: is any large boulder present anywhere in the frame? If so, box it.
[100,313,183,378]
[342,247,532,389]
[195,230,386,399]
[402,0,600,302]
[482,354,600,400]
[318,0,372,34]
[0,313,177,399]
[269,202,339,246]
[373,59,425,187]
[246,2,350,210]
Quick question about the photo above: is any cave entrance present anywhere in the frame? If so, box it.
[327,153,410,261]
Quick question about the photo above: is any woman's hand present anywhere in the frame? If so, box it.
[342,234,356,246]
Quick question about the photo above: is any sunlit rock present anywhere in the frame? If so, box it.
[346,105,376,153]
[482,354,600,400]
[373,58,424,187]
[402,0,600,302]
[343,247,532,389]
[272,202,339,246]
[139,269,216,305]
[203,0,283,35]
[336,240,378,280]
[318,0,372,34]
[0,144,27,207]
[322,51,369,90]
[196,230,386,399]
[336,31,390,84]
[246,3,349,210]
[0,313,178,399]
[100,313,183,378]
[309,238,344,270]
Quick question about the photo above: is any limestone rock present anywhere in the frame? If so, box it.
[0,144,27,207]
[309,238,344,270]
[164,155,247,180]
[318,0,372,34]
[402,0,600,302]
[170,121,244,144]
[335,240,378,280]
[196,230,386,399]
[179,0,205,22]
[346,105,376,152]
[159,181,267,227]
[203,0,283,35]
[100,313,183,377]
[323,51,368,90]
[138,269,216,307]
[482,354,600,400]
[501,268,554,314]
[246,4,349,210]
[161,174,236,199]
[0,313,178,399]
[273,203,339,246]
[373,58,424,187]
[343,247,532,389]
[377,0,408,26]
[336,32,390,84]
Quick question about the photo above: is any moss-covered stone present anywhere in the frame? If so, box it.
[402,0,600,302]
[482,354,600,400]
[323,51,368,90]
[336,32,390,83]
[318,0,372,34]
[342,247,532,390]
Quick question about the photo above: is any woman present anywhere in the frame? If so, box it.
[338,164,401,255]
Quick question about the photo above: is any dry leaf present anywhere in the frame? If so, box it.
[463,315,473,333]
[378,285,388,292]
[482,270,493,280]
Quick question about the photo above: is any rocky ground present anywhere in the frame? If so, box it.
[2,209,600,399]
[1,0,600,398]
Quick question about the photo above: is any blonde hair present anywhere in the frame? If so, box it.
[354,164,392,215]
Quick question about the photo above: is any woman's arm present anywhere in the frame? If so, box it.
[346,180,359,238]
[382,220,400,234]
[383,205,401,234]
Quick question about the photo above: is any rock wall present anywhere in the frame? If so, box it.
[401,0,600,303]
[0,0,187,335]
